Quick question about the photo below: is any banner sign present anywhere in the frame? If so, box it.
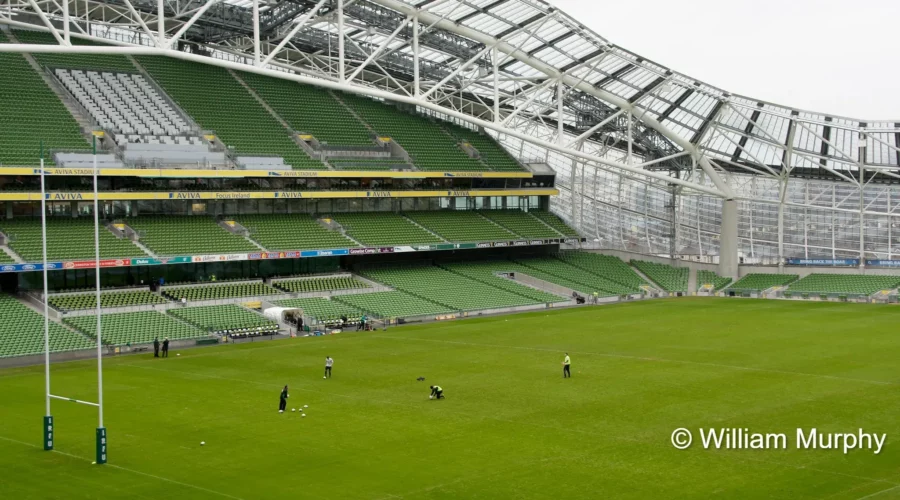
[64,259,130,270]
[2,239,574,273]
[866,260,900,267]
[0,262,62,273]
[785,258,860,266]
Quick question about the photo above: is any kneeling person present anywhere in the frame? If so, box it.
[429,385,444,400]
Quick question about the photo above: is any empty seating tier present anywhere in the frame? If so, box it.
[360,265,550,311]
[274,276,369,294]
[0,31,90,166]
[556,252,647,291]
[697,270,732,291]
[136,56,323,169]
[442,122,524,171]
[513,257,636,296]
[340,93,485,171]
[55,69,192,140]
[163,282,280,302]
[786,274,900,296]
[0,295,94,358]
[0,218,145,262]
[277,297,363,326]
[631,260,688,292]
[168,304,278,336]
[64,311,206,345]
[728,274,798,292]
[478,210,563,238]
[331,212,443,246]
[49,290,168,312]
[530,211,580,237]
[12,29,136,72]
[404,211,516,242]
[237,214,357,251]
[239,72,373,147]
[440,262,564,303]
[125,216,257,256]
[333,290,453,318]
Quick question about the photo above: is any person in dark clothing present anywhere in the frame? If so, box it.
[429,385,444,400]
[153,337,160,358]
[162,338,169,358]
[279,385,289,413]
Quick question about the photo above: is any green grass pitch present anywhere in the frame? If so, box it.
[2,298,900,499]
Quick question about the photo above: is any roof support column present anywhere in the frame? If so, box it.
[253,0,260,65]
[413,15,420,97]
[337,0,345,82]
[492,45,499,123]
[719,199,739,280]
[557,79,564,145]
[157,0,164,48]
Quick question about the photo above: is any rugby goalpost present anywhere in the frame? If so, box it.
[40,136,107,465]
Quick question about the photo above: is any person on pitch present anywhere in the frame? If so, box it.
[279,385,289,413]
[153,337,160,358]
[324,356,333,378]
[429,385,444,400]
[162,337,170,358]
[562,353,571,378]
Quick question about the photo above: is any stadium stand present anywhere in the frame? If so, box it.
[12,29,136,72]
[125,216,257,256]
[442,122,524,171]
[333,290,453,318]
[0,218,145,262]
[135,56,323,169]
[339,93,485,171]
[530,211,580,237]
[786,274,900,296]
[277,297,363,327]
[64,311,206,345]
[49,290,168,312]
[631,260,688,292]
[439,261,564,303]
[239,72,372,146]
[479,210,564,238]
[513,257,638,296]
[728,273,798,292]
[331,212,444,246]
[697,270,732,291]
[0,31,90,166]
[404,211,516,242]
[168,304,278,336]
[0,295,95,357]
[555,252,647,291]
[163,282,280,302]
[238,214,358,250]
[360,265,550,310]
[274,276,369,294]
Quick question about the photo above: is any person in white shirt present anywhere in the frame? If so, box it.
[324,356,333,379]
[562,353,571,378]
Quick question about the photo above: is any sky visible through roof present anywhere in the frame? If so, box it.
[549,0,900,120]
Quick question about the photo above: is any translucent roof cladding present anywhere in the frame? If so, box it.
[364,0,900,172]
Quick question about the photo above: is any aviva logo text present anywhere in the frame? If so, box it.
[169,192,201,199]
[45,193,84,200]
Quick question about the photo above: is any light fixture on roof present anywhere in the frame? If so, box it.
[366,26,377,36]
[659,83,673,94]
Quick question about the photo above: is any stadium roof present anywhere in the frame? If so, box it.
[2,0,899,186]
